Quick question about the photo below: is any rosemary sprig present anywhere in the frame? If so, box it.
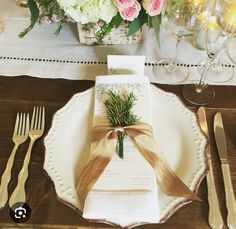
[104,91,139,158]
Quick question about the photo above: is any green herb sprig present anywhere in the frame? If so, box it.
[19,0,68,38]
[104,91,139,159]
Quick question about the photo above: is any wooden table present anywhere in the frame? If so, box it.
[0,75,235,229]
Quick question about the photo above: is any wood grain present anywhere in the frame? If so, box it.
[0,75,235,229]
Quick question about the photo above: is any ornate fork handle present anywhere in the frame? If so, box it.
[9,139,35,207]
[0,113,29,208]
[0,145,18,208]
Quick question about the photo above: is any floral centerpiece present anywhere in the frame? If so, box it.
[21,0,165,45]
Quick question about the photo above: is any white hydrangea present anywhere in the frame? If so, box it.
[57,0,81,21]
[57,0,118,24]
[80,2,100,24]
[98,0,118,23]
[57,0,77,8]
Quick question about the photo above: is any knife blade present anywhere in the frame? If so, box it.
[214,112,236,229]
[198,107,223,229]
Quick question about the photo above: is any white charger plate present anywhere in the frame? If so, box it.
[44,85,207,227]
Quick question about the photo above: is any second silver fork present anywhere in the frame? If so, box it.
[0,113,29,208]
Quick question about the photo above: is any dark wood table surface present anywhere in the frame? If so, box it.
[0,75,235,229]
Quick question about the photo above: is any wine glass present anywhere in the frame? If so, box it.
[227,37,236,64]
[197,14,234,83]
[153,0,212,84]
[182,0,236,105]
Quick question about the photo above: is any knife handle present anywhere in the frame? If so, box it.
[206,149,224,229]
[221,163,236,229]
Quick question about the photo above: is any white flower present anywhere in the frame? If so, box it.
[57,0,77,8]
[80,2,100,24]
[57,0,118,24]
[99,0,118,23]
[63,7,80,22]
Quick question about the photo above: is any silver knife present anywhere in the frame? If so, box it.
[214,112,236,229]
[198,107,224,229]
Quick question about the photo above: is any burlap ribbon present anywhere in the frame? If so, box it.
[75,122,201,209]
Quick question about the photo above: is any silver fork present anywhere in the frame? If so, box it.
[0,113,29,208]
[9,106,45,208]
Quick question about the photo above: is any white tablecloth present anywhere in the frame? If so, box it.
[0,0,235,84]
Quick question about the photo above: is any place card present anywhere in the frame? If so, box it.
[107,55,145,75]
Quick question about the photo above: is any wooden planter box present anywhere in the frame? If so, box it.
[77,21,142,45]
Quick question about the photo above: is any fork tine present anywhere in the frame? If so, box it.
[37,107,42,130]
[25,113,30,135]
[41,106,45,132]
[21,113,25,135]
[13,113,19,136]
[34,106,39,130]
[31,106,36,130]
[18,113,23,135]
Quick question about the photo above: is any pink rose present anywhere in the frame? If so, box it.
[52,14,60,22]
[114,0,135,9]
[42,16,52,24]
[119,0,141,21]
[142,0,164,16]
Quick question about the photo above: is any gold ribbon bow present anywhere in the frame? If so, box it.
[75,122,201,209]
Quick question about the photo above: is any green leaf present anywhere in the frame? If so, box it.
[128,8,147,36]
[19,0,39,38]
[54,18,67,36]
[28,0,39,23]
[153,14,162,49]
[112,13,123,28]
[96,13,123,42]
[148,15,152,28]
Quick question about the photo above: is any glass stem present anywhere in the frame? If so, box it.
[197,57,212,92]
[175,38,181,60]
[215,49,224,67]
[168,38,181,71]
[197,33,235,92]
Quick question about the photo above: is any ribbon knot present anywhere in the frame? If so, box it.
[114,127,125,133]
[75,121,201,209]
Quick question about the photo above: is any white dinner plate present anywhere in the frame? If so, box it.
[44,85,207,227]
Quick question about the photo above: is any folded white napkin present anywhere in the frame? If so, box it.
[82,75,159,227]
